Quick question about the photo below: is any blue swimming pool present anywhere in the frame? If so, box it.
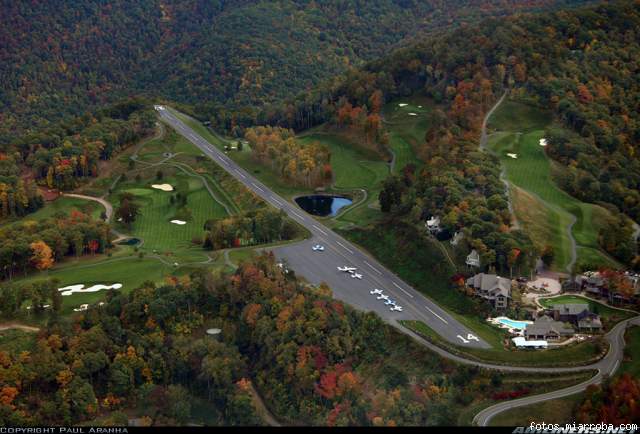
[496,318,531,330]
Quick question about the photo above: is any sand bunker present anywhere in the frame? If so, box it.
[507,153,518,159]
[539,138,547,147]
[58,283,123,296]
[408,112,418,116]
[74,304,89,312]
[151,184,174,192]
[398,103,408,107]
[170,220,187,225]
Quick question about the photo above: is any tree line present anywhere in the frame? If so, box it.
[0,253,559,426]
[0,210,111,282]
[244,126,332,188]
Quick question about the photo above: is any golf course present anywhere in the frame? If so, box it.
[487,100,619,272]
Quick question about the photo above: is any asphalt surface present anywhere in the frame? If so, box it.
[156,106,489,349]
[156,106,640,424]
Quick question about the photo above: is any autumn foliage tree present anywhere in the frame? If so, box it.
[30,240,54,271]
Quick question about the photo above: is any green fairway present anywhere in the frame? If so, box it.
[381,96,430,173]
[621,326,640,378]
[487,100,617,271]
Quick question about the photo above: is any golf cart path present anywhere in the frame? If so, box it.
[0,322,40,332]
[62,193,127,243]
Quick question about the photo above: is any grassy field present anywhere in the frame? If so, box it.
[487,100,617,271]
[0,196,102,229]
[538,295,634,329]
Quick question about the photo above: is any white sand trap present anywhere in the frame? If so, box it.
[170,220,187,225]
[408,112,418,116]
[539,138,548,147]
[507,153,518,159]
[151,184,174,192]
[74,304,89,312]
[418,105,423,108]
[398,103,408,107]
[58,283,123,296]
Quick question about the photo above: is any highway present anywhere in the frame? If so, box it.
[156,105,489,349]
[156,105,640,425]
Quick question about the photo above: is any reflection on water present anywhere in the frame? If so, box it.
[295,195,353,217]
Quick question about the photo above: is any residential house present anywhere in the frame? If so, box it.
[466,249,480,268]
[450,231,464,246]
[466,273,511,308]
[548,303,602,332]
[425,216,441,234]
[524,315,574,341]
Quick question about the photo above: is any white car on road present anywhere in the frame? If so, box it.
[312,244,325,252]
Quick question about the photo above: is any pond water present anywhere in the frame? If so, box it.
[295,195,353,217]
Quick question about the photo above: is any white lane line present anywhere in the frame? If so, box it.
[235,169,246,179]
[251,183,264,192]
[271,197,282,205]
[392,281,414,298]
[424,305,448,324]
[312,225,327,235]
[291,210,305,220]
[336,241,354,254]
[364,260,382,275]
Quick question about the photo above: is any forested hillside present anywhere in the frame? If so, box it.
[0,0,593,144]
[257,0,640,269]
[0,254,583,426]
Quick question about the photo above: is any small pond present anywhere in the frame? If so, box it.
[117,238,141,246]
[295,195,353,217]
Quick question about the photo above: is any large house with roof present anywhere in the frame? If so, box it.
[524,315,574,341]
[546,303,602,332]
[466,273,511,308]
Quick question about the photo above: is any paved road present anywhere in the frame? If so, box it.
[474,316,640,426]
[156,106,640,424]
[156,106,489,349]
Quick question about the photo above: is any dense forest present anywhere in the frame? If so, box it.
[0,253,565,426]
[202,208,300,250]
[0,210,111,283]
[0,0,594,144]
[244,126,332,188]
[251,0,640,269]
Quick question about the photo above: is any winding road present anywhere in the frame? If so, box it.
[155,105,639,426]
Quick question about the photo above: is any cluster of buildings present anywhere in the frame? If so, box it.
[524,303,601,341]
[574,270,640,304]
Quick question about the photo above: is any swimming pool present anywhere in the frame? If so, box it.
[495,317,532,330]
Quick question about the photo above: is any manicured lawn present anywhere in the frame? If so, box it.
[489,393,584,426]
[487,100,617,271]
[401,319,604,367]
[111,174,227,260]
[538,295,635,329]
[381,96,430,172]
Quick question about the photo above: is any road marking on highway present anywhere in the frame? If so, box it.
[392,281,413,298]
[251,183,264,192]
[336,241,354,254]
[234,169,246,178]
[291,210,305,220]
[424,305,448,324]
[457,335,470,344]
[364,261,382,275]
[612,359,620,374]
[312,225,327,235]
[271,197,282,205]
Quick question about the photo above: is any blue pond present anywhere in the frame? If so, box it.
[295,195,353,217]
